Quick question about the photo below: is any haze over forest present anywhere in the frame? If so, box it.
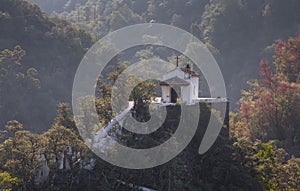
[0,0,299,190]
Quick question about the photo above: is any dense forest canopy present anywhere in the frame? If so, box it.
[3,0,298,131]
[0,0,93,132]
[28,0,300,104]
[0,0,300,190]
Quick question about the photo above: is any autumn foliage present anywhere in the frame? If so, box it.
[232,34,300,146]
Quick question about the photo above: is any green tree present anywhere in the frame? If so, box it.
[274,156,300,190]
[130,81,156,122]
[233,138,300,191]
[40,124,89,189]
[0,171,19,191]
[0,46,40,131]
[0,121,41,190]
[53,103,77,134]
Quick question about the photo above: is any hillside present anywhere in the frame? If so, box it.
[0,1,299,190]
[28,0,300,106]
[0,0,93,132]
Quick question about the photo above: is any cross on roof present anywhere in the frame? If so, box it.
[176,56,180,67]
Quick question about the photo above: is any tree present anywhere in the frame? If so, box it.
[273,36,300,83]
[0,121,41,190]
[0,171,19,190]
[53,103,78,134]
[231,34,300,147]
[274,156,300,190]
[0,119,93,190]
[130,81,156,122]
[233,137,300,191]
[0,46,40,132]
[40,124,89,189]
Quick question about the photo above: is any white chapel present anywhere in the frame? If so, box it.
[160,63,200,104]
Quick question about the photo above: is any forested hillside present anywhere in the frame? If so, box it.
[0,0,93,132]
[29,0,300,105]
[0,0,300,190]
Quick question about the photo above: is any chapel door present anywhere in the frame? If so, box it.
[170,88,178,103]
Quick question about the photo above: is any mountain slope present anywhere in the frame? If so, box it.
[0,0,93,132]
[28,0,300,108]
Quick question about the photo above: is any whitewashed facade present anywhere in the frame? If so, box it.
[160,66,200,104]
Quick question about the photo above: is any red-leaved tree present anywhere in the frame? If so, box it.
[232,34,300,146]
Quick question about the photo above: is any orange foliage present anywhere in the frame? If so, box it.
[232,34,300,144]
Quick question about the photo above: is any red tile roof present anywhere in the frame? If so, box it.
[180,67,200,77]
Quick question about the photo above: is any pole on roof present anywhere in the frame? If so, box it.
[176,56,179,67]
